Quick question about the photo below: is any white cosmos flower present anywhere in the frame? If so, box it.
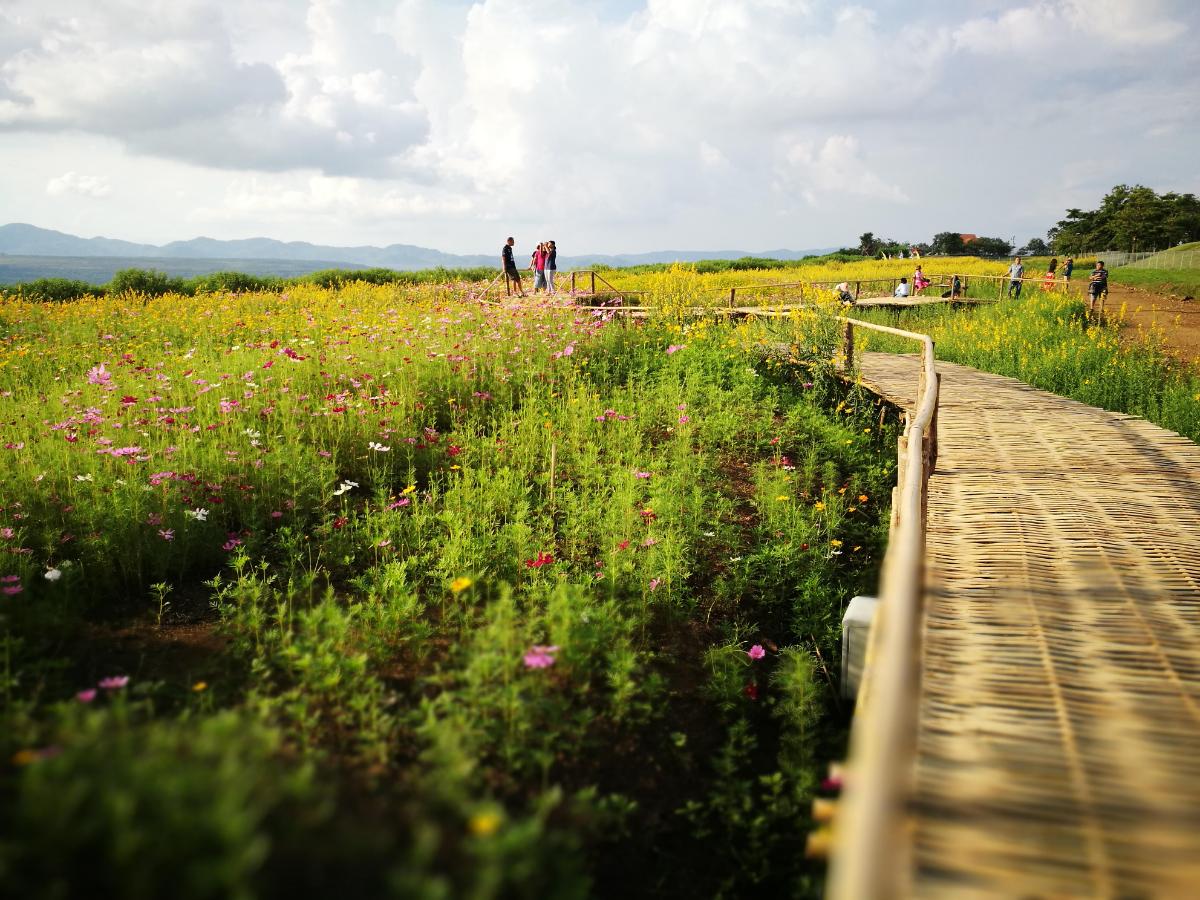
[332,480,359,496]
[44,568,62,582]
[368,442,391,453]
[185,508,210,522]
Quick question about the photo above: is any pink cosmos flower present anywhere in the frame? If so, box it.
[523,645,560,669]
[678,415,690,424]
[87,364,112,387]
[748,644,766,660]
[666,344,685,354]
[98,675,129,690]
[158,529,175,541]
[2,585,22,596]
[648,578,661,592]
[76,688,97,703]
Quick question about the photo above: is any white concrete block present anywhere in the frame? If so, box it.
[842,595,880,700]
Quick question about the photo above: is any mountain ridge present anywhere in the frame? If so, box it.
[0,223,837,272]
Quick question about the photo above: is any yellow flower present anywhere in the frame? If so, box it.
[858,494,868,503]
[401,485,416,495]
[450,576,473,594]
[192,681,208,692]
[814,501,825,510]
[776,495,789,501]
[11,749,38,766]
[469,811,502,836]
[830,539,843,547]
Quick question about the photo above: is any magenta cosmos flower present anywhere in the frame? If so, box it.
[747,644,766,661]
[523,645,560,669]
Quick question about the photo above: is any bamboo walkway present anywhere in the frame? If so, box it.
[856,352,1200,898]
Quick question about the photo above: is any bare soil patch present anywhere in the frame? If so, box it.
[1107,283,1200,369]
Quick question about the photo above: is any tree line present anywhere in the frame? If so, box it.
[851,185,1200,261]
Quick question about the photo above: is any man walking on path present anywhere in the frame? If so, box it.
[1062,257,1074,284]
[1007,256,1025,299]
[502,237,524,297]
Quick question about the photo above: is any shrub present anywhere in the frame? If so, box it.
[108,268,189,297]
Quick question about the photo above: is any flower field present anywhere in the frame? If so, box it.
[0,283,901,898]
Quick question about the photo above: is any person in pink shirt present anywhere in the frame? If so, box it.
[530,242,548,292]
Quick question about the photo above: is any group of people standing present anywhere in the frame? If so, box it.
[501,237,557,297]
[1008,256,1077,298]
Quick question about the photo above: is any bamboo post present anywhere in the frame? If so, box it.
[855,280,862,300]
[729,287,736,309]
[590,271,596,295]
[841,321,855,372]
[571,271,577,294]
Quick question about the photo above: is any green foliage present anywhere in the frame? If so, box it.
[1049,184,1200,254]
[0,706,325,900]
[930,231,966,256]
[189,271,286,294]
[1108,266,1200,295]
[108,268,188,297]
[5,277,99,302]
[0,285,905,896]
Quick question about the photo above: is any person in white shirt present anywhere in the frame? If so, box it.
[894,277,910,298]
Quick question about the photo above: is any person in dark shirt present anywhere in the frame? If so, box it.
[502,237,524,297]
[545,241,557,294]
[1062,257,1074,283]
[1088,261,1108,313]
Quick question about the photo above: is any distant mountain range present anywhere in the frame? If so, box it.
[0,223,836,282]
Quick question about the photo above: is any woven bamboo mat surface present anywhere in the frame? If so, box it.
[858,352,1200,899]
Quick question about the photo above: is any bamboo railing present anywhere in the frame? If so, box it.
[825,318,939,900]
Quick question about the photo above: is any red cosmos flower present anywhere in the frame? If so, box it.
[744,683,759,700]
[617,539,631,551]
[447,445,463,457]
[332,516,348,530]
[120,395,137,406]
[524,551,554,569]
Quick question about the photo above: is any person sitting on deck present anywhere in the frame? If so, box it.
[835,281,854,304]
[894,277,910,298]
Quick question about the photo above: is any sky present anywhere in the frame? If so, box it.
[2,0,1198,255]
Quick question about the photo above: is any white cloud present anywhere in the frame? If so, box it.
[1,0,1198,252]
[777,135,909,206]
[193,174,474,224]
[46,172,112,198]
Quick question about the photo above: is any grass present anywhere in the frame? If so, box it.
[1108,266,1200,296]
[845,287,1200,443]
[0,283,899,899]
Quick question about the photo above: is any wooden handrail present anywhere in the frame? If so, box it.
[826,317,938,900]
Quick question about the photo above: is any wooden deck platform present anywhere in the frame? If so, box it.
[856,352,1200,898]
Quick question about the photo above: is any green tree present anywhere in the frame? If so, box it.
[1021,238,1050,255]
[1049,185,1200,253]
[857,232,880,256]
[930,232,966,256]
[966,237,1014,257]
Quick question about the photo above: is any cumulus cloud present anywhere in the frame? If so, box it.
[777,135,908,206]
[1,0,1197,246]
[46,172,112,199]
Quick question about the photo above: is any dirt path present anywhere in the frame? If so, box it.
[1104,283,1200,368]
